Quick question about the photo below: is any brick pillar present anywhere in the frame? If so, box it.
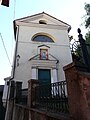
[28,79,39,120]
[63,62,90,120]
[28,79,39,108]
[12,81,23,120]
[15,81,22,103]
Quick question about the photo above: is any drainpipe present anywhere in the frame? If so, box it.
[11,21,19,79]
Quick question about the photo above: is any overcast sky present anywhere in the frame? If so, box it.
[0,0,90,84]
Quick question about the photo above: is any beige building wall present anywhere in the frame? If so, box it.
[14,24,72,88]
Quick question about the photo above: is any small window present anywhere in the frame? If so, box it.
[39,20,47,24]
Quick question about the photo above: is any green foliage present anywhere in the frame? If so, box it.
[85,31,90,44]
[71,3,90,67]
[84,3,90,28]
[84,3,90,56]
[85,31,90,59]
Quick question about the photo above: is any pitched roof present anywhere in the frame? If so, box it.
[13,12,71,40]
[14,12,70,27]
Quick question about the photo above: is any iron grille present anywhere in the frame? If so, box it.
[35,81,69,113]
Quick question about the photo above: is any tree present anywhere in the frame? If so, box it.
[84,3,90,28]
[84,3,90,44]
[70,3,90,66]
[85,31,90,44]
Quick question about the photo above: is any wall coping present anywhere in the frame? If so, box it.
[63,62,90,78]
[63,62,76,71]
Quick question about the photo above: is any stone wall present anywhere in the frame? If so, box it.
[63,62,90,120]
[31,108,70,120]
[12,104,29,120]
[12,104,70,120]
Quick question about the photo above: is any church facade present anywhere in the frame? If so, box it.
[3,12,72,105]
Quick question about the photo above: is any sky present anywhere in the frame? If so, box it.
[0,0,90,85]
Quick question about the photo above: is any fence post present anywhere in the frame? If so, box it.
[63,62,90,120]
[28,79,39,108]
[28,79,39,120]
[15,81,22,103]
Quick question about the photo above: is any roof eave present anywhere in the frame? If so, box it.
[68,26,71,33]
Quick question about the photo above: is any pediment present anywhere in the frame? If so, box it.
[15,12,70,27]
[38,44,50,48]
[29,53,59,62]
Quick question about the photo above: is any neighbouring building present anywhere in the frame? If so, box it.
[0,85,4,104]
[0,85,6,120]
[2,12,72,106]
[2,77,11,107]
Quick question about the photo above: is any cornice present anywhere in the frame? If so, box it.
[15,21,68,30]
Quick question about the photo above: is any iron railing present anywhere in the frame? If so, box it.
[35,81,69,113]
[71,40,90,72]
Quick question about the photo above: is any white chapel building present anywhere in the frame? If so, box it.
[3,12,72,106]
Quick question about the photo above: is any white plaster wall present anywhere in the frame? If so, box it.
[18,26,69,45]
[14,62,32,88]
[14,24,72,88]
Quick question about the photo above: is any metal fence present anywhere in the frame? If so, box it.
[35,81,69,113]
[71,40,90,72]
